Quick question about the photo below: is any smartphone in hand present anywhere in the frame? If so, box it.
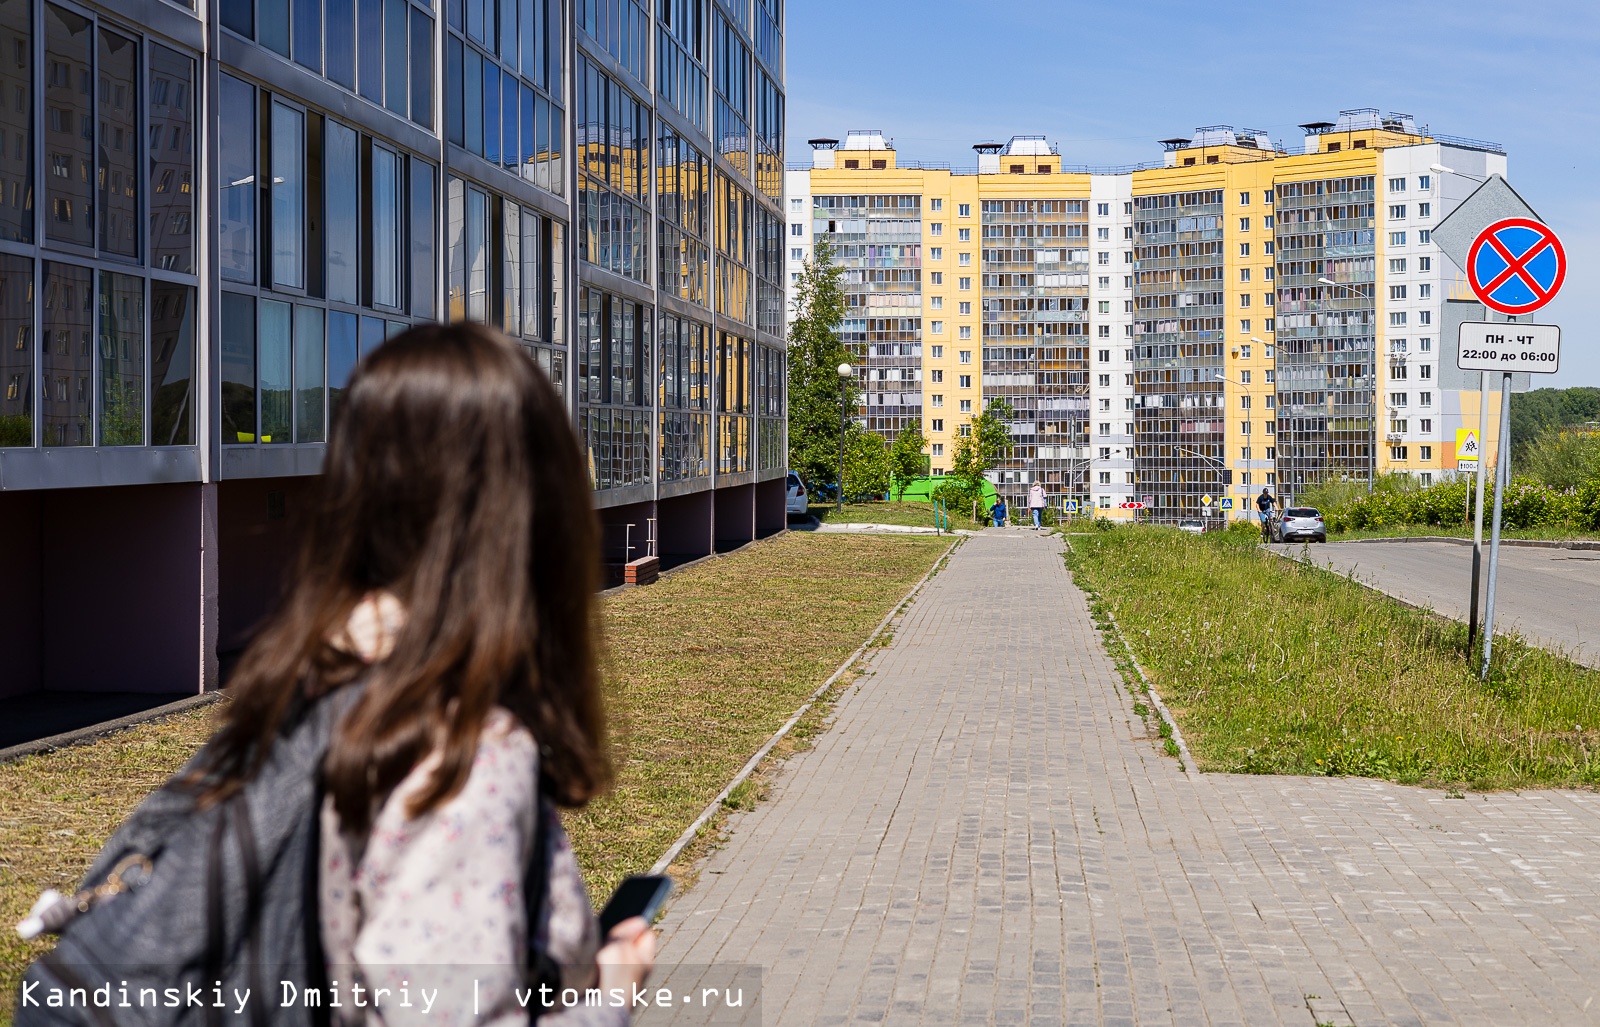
[598,875,673,935]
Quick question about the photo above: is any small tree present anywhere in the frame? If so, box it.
[951,398,1016,481]
[786,239,858,492]
[888,422,928,500]
[842,426,891,500]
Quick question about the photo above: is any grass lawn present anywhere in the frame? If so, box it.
[807,499,960,529]
[0,530,951,1014]
[1065,525,1600,789]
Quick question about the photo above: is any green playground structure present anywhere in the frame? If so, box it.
[889,476,1000,505]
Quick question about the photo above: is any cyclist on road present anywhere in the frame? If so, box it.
[1255,487,1277,541]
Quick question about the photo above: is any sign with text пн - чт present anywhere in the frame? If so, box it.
[1456,322,1560,374]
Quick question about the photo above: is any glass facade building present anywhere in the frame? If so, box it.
[0,0,786,699]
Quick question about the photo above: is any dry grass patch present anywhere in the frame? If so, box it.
[567,531,950,897]
[0,531,948,1014]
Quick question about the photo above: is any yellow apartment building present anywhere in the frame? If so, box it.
[784,111,1510,521]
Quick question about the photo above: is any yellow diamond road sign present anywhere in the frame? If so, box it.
[1456,429,1481,464]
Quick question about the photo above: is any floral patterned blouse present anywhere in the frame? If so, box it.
[318,594,628,1027]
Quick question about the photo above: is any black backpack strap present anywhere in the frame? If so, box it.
[523,780,562,1021]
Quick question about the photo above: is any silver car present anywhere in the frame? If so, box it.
[1274,506,1327,543]
[1178,519,1205,535]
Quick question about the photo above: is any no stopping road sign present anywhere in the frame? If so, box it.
[1468,218,1566,316]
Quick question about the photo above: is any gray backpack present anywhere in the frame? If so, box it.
[16,688,365,1027]
[17,687,561,1027]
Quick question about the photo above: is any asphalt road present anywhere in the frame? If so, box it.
[1285,539,1600,668]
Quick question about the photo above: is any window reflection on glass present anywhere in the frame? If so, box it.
[97,271,143,445]
[409,157,435,319]
[358,314,384,359]
[294,305,324,443]
[324,121,359,303]
[148,45,194,274]
[370,144,401,308]
[465,183,487,321]
[44,4,93,250]
[326,310,357,422]
[218,75,256,283]
[220,292,255,443]
[0,255,34,446]
[519,206,540,339]
[383,0,405,115]
[326,0,356,88]
[446,175,465,319]
[293,0,321,71]
[357,0,382,102]
[40,262,92,447]
[271,102,305,289]
[149,281,194,445]
[409,8,433,128]
[502,202,520,334]
[0,0,34,245]
[258,298,291,443]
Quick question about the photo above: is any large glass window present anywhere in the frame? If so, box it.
[149,281,194,445]
[502,200,520,334]
[41,262,92,446]
[0,255,33,445]
[519,205,540,339]
[409,156,434,318]
[327,310,357,420]
[324,120,359,303]
[383,0,406,115]
[97,270,143,444]
[326,0,356,88]
[370,143,401,308]
[409,6,433,128]
[220,292,256,442]
[258,298,291,443]
[466,182,486,321]
[294,304,325,442]
[293,0,321,71]
[44,4,93,249]
[218,75,256,284]
[357,0,382,101]
[0,0,33,244]
[271,101,305,289]
[148,45,194,274]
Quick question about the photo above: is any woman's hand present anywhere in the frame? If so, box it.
[596,916,657,999]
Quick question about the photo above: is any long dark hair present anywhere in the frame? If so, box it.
[200,322,609,830]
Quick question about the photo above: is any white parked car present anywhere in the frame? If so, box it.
[786,471,809,517]
[1178,519,1205,535]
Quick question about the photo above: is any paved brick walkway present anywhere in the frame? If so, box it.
[645,532,1600,1026]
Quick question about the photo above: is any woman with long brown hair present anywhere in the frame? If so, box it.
[202,322,652,1025]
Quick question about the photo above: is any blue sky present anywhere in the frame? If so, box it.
[784,0,1600,389]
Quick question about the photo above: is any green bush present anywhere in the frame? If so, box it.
[929,477,987,525]
[1321,474,1596,534]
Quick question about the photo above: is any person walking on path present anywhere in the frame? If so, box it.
[195,323,655,1026]
[1256,486,1277,542]
[1027,483,1047,529]
[990,496,1009,528]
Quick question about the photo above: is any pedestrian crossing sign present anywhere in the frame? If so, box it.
[1220,497,1234,510]
[1455,428,1481,465]
[1063,500,1079,512]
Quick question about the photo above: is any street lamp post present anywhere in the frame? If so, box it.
[1317,276,1377,492]
[1213,370,1254,519]
[836,362,853,513]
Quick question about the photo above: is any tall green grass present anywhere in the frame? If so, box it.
[1066,526,1600,788]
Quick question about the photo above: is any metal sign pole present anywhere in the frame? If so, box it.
[1466,369,1489,653]
[1480,371,1513,679]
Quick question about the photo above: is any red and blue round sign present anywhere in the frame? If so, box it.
[1467,217,1566,316]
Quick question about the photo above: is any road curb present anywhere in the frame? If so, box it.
[0,691,227,765]
[648,535,963,876]
[1322,535,1600,551]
